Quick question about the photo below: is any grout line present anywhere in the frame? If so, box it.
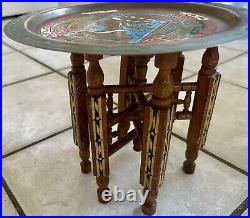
[171,132,248,177]
[2,177,26,216]
[55,71,68,79]
[172,132,186,142]
[2,72,54,88]
[183,68,196,75]
[218,51,248,66]
[182,71,248,90]
[221,80,248,90]
[200,148,248,176]
[220,45,248,53]
[230,198,248,216]
[3,41,71,81]
[183,51,248,75]
[57,66,71,72]
[182,72,197,80]
[2,43,16,55]
[2,127,72,159]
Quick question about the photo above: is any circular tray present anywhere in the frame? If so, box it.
[4,3,248,55]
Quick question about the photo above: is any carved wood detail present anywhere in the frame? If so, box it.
[85,54,111,203]
[68,53,91,174]
[183,47,220,175]
[67,47,222,215]
[199,73,221,148]
[140,53,178,215]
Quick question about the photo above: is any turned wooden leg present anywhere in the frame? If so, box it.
[68,53,91,174]
[140,53,178,215]
[117,56,134,139]
[133,55,152,152]
[183,47,221,174]
[172,52,185,105]
[85,55,111,204]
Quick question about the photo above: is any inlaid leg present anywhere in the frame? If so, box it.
[183,47,221,174]
[133,55,152,152]
[140,53,178,215]
[68,53,91,174]
[85,55,111,204]
[117,56,134,139]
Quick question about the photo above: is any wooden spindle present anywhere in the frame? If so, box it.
[183,91,192,112]
[140,53,178,215]
[183,47,221,174]
[68,53,91,174]
[85,54,111,204]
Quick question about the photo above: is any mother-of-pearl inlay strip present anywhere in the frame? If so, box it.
[159,106,175,187]
[199,73,221,148]
[143,107,160,190]
[91,97,106,177]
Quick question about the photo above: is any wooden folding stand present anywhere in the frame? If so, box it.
[68,48,221,215]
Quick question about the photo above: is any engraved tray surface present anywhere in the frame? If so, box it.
[4,3,248,55]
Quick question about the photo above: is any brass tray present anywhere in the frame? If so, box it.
[4,3,248,55]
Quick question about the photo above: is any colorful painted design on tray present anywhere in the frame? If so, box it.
[40,10,219,44]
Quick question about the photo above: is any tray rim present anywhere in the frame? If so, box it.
[4,2,248,55]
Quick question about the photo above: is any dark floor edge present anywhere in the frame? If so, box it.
[2,127,72,159]
[2,177,26,216]
[2,72,54,88]
[230,198,248,216]
[171,132,248,177]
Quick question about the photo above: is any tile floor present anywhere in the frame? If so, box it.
[2,18,248,216]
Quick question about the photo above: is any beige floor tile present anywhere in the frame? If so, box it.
[3,37,32,51]
[2,44,13,54]
[218,53,248,88]
[222,38,248,52]
[23,48,71,70]
[242,208,248,216]
[100,56,120,85]
[2,132,247,215]
[3,52,51,85]
[173,77,248,171]
[183,47,244,73]
[2,187,18,216]
[59,68,70,77]
[2,74,71,155]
